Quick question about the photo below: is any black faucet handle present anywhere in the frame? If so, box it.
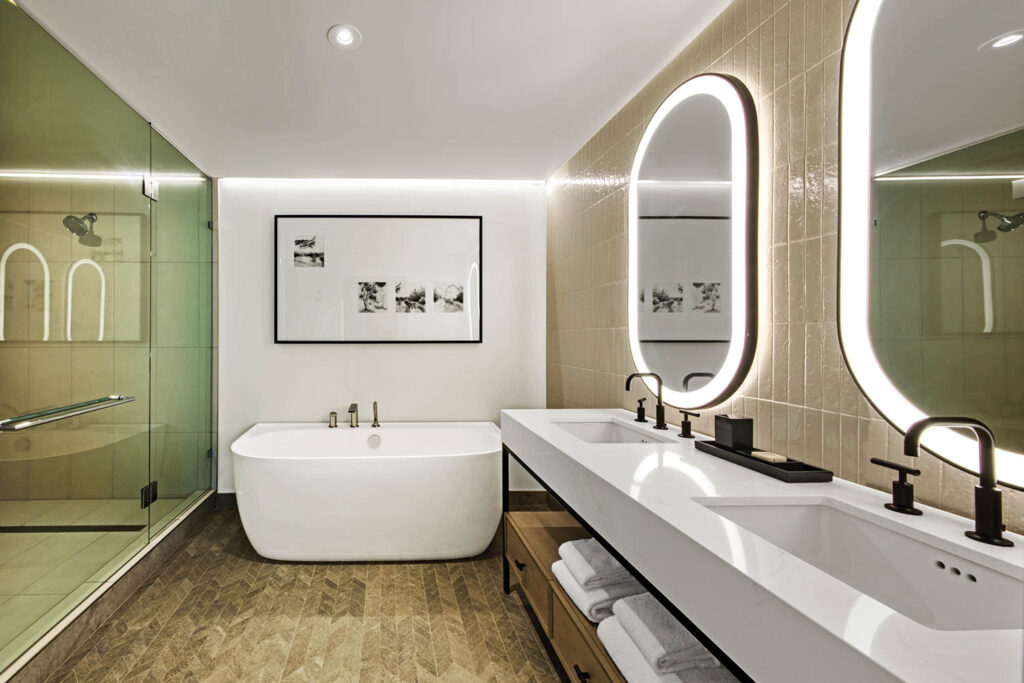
[870,458,923,516]
[870,457,920,480]
[634,397,648,423]
[678,410,699,439]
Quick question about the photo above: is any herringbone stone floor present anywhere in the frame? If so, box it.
[46,509,560,682]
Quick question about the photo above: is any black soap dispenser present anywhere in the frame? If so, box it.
[634,397,648,423]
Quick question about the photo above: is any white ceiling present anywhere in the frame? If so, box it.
[871,0,1024,174]
[18,0,730,179]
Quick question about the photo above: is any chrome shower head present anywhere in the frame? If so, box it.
[62,213,101,246]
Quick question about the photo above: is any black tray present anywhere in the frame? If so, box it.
[695,440,833,483]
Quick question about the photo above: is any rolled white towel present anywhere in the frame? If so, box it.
[598,617,738,683]
[552,560,644,623]
[613,593,720,674]
[559,538,632,589]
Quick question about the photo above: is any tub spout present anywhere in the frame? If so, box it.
[348,403,358,428]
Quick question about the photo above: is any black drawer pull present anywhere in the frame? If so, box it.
[573,664,591,681]
[514,559,526,571]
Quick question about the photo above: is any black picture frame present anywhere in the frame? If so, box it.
[273,214,483,344]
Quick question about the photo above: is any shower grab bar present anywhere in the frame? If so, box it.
[0,394,135,431]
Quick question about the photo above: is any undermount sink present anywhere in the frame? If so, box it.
[553,419,676,444]
[702,498,1023,632]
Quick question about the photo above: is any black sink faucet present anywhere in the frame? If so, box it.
[904,417,1013,547]
[626,373,668,430]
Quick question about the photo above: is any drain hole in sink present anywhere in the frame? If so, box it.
[951,567,961,576]
[935,560,945,569]
[967,574,977,583]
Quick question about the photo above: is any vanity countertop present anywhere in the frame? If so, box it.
[500,408,1024,683]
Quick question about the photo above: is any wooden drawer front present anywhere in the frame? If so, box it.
[551,589,618,683]
[505,518,552,633]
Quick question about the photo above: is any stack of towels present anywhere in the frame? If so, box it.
[551,538,644,622]
[598,593,735,683]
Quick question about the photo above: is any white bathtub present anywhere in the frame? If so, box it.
[230,422,502,561]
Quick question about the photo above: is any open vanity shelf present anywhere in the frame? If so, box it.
[504,510,626,683]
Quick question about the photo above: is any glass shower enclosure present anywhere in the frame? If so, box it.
[0,3,214,671]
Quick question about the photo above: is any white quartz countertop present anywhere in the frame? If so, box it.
[500,408,1024,683]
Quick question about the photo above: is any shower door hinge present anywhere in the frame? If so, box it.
[142,176,159,201]
[140,480,159,509]
[206,448,214,459]
[206,220,214,231]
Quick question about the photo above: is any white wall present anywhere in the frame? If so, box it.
[216,179,546,491]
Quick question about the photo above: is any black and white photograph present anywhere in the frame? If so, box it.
[652,284,685,313]
[395,281,426,313]
[293,235,325,268]
[276,215,481,342]
[434,283,464,313]
[692,282,722,312]
[358,281,388,313]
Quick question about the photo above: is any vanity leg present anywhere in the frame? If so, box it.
[502,445,510,594]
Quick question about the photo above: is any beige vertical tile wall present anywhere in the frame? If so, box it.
[545,0,1023,532]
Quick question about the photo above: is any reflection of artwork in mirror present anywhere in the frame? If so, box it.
[628,72,757,409]
[840,0,1024,485]
[652,284,685,313]
[275,215,482,342]
[638,218,731,342]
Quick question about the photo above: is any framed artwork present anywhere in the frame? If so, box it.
[637,217,731,341]
[274,215,482,343]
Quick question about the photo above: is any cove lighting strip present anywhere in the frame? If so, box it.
[875,174,1024,182]
[627,74,751,409]
[839,0,1024,486]
[0,171,206,183]
[219,177,544,188]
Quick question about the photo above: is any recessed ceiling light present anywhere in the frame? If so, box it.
[979,29,1023,51]
[327,24,362,50]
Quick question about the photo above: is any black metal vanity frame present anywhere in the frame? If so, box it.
[501,444,754,683]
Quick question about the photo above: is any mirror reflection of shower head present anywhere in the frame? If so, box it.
[974,223,997,244]
[978,210,1024,240]
[62,213,101,246]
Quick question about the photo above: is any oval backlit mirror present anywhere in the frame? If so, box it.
[627,73,758,409]
[840,0,1024,488]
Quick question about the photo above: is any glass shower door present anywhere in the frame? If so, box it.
[148,130,213,534]
[0,1,154,669]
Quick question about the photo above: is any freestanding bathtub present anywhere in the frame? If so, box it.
[230,422,502,561]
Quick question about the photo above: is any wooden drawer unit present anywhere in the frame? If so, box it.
[504,511,624,682]
[504,515,552,632]
[550,584,624,683]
